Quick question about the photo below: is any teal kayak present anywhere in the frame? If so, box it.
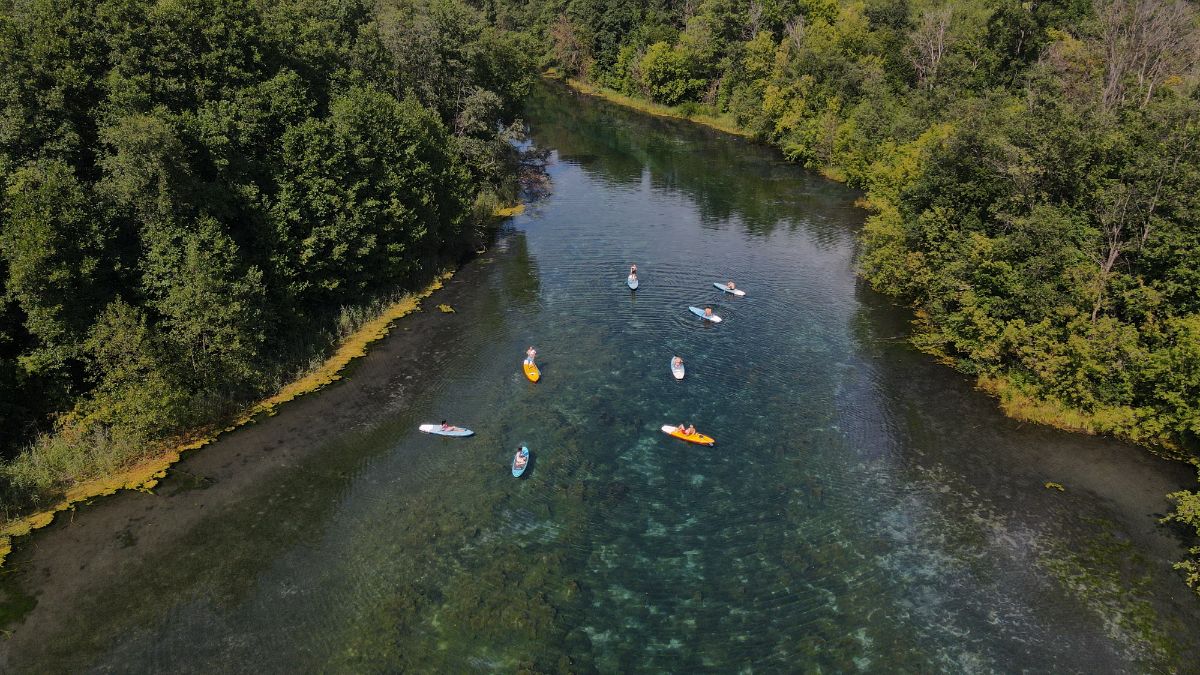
[512,446,530,477]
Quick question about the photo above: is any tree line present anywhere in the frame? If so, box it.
[483,0,1200,593]
[0,0,535,510]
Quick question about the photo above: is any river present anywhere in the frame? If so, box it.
[2,83,1197,673]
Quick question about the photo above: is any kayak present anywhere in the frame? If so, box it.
[628,275,639,290]
[670,358,685,380]
[523,360,540,382]
[512,446,530,477]
[713,282,746,296]
[688,306,722,323]
[418,424,474,437]
[661,425,715,446]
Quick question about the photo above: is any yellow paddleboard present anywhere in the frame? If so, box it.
[661,425,714,446]
[523,361,540,382]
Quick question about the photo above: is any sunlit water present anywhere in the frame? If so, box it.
[10,84,1199,673]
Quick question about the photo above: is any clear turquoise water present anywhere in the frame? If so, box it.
[9,84,1198,673]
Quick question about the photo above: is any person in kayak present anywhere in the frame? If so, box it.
[525,346,537,363]
[672,356,683,369]
[704,307,714,318]
[514,449,528,468]
[677,423,696,436]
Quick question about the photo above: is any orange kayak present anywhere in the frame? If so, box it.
[661,425,714,446]
[523,361,540,382]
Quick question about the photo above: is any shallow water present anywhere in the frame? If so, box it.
[8,84,1199,672]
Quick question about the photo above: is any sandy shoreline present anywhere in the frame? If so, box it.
[0,241,510,664]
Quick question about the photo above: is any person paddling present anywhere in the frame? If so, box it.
[514,448,528,469]
[525,346,537,364]
[726,281,736,291]
[704,307,714,318]
[672,356,683,369]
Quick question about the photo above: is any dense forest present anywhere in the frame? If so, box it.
[480,0,1200,591]
[0,0,534,510]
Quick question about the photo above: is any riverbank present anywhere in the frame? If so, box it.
[0,232,525,657]
[0,270,459,570]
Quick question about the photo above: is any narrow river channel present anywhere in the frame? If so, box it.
[2,83,1197,673]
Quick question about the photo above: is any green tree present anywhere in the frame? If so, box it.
[1,160,114,386]
[143,216,266,396]
[639,41,706,105]
[273,87,470,303]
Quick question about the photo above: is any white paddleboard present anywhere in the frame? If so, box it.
[671,358,685,380]
[419,424,474,437]
[689,306,722,323]
[628,275,639,289]
[714,282,745,296]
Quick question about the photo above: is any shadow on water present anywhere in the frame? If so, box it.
[498,228,540,306]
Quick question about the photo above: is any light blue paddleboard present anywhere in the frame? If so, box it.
[419,424,474,437]
[713,282,745,296]
[689,306,722,323]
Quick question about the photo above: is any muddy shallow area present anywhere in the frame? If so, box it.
[0,243,511,666]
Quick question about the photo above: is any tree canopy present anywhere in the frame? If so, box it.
[0,0,535,508]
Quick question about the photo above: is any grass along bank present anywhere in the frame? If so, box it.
[553,73,747,139]
[0,271,457,568]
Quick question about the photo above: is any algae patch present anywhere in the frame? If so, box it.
[492,204,524,217]
[1038,519,1182,668]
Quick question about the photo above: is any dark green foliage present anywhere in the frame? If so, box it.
[273,88,469,302]
[0,0,533,505]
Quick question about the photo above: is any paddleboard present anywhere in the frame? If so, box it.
[714,282,746,296]
[671,358,685,380]
[688,306,722,323]
[512,446,530,477]
[628,275,639,290]
[523,360,541,382]
[661,425,715,446]
[418,424,474,437]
